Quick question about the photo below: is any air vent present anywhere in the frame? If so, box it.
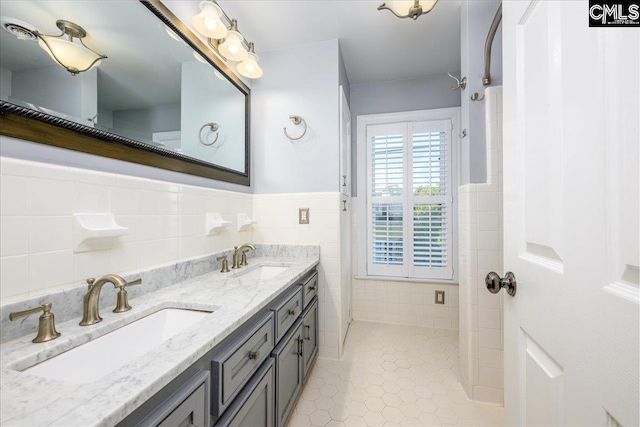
[1,17,38,41]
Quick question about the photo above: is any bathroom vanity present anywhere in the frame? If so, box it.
[0,248,319,427]
[121,269,318,427]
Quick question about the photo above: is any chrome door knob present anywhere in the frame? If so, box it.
[485,271,517,297]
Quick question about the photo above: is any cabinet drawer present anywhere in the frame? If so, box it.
[301,297,318,382]
[271,288,303,342]
[137,370,210,427]
[300,271,318,310]
[211,312,275,418]
[215,359,274,427]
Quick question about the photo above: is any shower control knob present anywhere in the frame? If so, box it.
[485,271,517,297]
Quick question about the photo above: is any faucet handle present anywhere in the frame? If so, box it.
[217,255,230,273]
[9,303,61,343]
[125,278,142,287]
[113,277,142,313]
[240,249,250,266]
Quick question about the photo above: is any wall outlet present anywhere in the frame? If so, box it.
[435,290,445,305]
[299,208,310,224]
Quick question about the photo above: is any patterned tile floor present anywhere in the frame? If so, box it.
[288,321,504,427]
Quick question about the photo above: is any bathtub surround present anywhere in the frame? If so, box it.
[458,86,504,405]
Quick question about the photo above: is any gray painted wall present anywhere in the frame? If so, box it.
[349,73,462,196]
[112,103,181,144]
[338,43,351,106]
[461,0,503,184]
[0,136,252,193]
[251,39,340,194]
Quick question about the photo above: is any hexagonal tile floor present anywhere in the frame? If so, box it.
[287,321,504,427]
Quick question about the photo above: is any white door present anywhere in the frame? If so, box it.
[339,85,353,347]
[502,2,639,426]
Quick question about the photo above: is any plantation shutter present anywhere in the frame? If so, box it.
[365,120,453,280]
[367,123,406,277]
[409,120,452,279]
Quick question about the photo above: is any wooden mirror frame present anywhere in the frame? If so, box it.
[0,0,251,186]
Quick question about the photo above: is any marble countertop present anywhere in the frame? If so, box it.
[0,255,319,427]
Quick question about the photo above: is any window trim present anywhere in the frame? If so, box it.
[356,107,461,282]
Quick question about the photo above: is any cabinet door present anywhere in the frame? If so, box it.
[137,371,210,427]
[301,298,318,382]
[272,320,303,427]
[215,359,275,427]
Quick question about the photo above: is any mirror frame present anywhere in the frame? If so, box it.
[0,0,251,186]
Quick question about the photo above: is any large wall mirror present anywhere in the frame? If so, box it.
[0,0,250,185]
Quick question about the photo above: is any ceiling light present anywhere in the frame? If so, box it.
[237,42,263,79]
[191,1,228,39]
[378,0,438,20]
[2,19,106,75]
[218,20,248,62]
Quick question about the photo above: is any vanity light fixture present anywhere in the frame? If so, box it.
[35,20,107,75]
[378,0,438,20]
[237,42,263,79]
[189,2,262,79]
[218,19,248,62]
[191,1,228,39]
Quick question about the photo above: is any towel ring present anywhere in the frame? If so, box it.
[199,122,219,146]
[283,115,307,141]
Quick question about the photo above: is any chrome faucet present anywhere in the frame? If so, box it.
[80,274,141,326]
[232,243,255,269]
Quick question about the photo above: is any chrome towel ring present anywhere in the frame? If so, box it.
[283,115,307,141]
[199,122,219,146]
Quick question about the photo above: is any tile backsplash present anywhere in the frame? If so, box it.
[0,156,253,304]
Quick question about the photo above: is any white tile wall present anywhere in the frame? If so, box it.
[458,86,504,405]
[350,199,460,330]
[253,193,343,360]
[0,157,253,304]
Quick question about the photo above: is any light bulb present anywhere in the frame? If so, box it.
[219,30,248,61]
[204,17,218,31]
[191,1,228,39]
[237,51,262,79]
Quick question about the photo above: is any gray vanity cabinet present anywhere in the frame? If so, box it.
[214,359,274,427]
[301,297,318,382]
[272,319,304,427]
[137,371,210,427]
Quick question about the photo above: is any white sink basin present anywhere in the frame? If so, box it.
[236,266,288,280]
[22,308,212,384]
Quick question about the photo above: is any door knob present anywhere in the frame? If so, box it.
[485,271,517,297]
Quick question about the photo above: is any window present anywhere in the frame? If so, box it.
[357,109,459,281]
